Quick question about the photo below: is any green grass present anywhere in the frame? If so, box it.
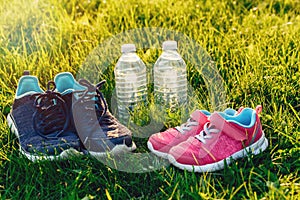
[0,0,299,199]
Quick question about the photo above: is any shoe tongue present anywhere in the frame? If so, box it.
[190,110,209,126]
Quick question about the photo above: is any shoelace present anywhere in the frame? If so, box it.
[195,122,220,144]
[31,81,69,139]
[76,79,108,121]
[73,79,118,144]
[175,117,199,134]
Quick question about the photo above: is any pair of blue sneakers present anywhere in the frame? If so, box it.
[7,71,136,162]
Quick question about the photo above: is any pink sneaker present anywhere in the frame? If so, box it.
[168,105,268,172]
[147,108,238,158]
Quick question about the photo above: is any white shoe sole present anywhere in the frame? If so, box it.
[89,141,137,159]
[168,132,269,172]
[147,141,169,159]
[7,113,82,162]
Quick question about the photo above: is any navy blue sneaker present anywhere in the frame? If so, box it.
[7,71,81,161]
[54,72,136,158]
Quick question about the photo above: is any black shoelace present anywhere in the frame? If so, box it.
[74,79,118,134]
[31,81,69,139]
[76,79,108,120]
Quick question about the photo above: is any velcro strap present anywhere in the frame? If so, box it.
[210,112,247,141]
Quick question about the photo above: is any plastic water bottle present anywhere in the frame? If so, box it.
[154,41,187,109]
[114,44,147,124]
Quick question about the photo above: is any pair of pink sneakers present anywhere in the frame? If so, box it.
[147,105,268,172]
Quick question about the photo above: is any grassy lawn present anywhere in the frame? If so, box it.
[0,0,299,199]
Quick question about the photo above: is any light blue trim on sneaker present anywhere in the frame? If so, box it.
[54,72,86,94]
[16,76,43,98]
[223,108,238,116]
[219,108,257,128]
[199,108,237,117]
[199,110,211,116]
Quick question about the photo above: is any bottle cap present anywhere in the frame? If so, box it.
[162,40,177,50]
[121,44,136,53]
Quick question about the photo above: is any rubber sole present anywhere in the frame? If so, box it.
[147,141,169,159]
[168,132,269,172]
[89,142,137,159]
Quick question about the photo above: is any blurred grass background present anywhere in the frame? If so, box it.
[0,0,299,199]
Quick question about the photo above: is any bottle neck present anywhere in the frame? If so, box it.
[119,52,140,62]
[163,49,177,53]
[122,52,136,55]
[161,49,180,57]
